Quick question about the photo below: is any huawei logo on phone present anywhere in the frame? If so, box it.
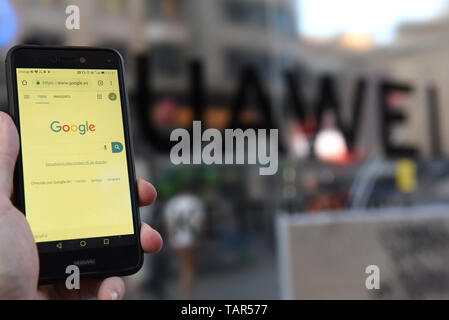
[73,258,96,266]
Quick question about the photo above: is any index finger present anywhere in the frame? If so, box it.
[137,178,157,207]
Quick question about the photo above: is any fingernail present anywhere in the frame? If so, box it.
[111,290,120,300]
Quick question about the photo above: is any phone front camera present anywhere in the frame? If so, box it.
[80,57,86,63]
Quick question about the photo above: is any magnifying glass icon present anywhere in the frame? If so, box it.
[111,142,123,153]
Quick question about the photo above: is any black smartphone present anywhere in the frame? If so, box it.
[5,45,143,284]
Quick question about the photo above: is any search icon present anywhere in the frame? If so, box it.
[111,142,123,153]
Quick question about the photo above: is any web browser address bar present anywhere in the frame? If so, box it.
[39,79,91,88]
[28,142,123,156]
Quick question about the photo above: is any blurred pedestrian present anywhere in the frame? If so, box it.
[164,190,205,299]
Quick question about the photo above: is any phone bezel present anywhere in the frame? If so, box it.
[6,45,143,284]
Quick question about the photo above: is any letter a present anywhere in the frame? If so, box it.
[65,265,80,290]
[170,128,191,164]
[365,265,380,290]
[66,5,80,30]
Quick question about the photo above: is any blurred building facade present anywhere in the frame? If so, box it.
[360,11,449,157]
[6,0,449,158]
[2,0,301,94]
[299,8,449,159]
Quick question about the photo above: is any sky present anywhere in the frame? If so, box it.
[0,0,18,48]
[299,0,449,44]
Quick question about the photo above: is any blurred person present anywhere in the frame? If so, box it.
[0,112,163,299]
[163,189,205,299]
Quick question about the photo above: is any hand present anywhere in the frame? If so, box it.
[0,111,163,299]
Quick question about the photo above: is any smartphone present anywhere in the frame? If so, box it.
[5,45,143,284]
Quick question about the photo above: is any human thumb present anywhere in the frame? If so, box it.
[0,112,19,199]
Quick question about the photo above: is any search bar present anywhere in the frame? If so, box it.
[27,142,123,156]
[37,79,91,88]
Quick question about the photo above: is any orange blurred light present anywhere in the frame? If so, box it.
[340,32,374,52]
[204,108,231,130]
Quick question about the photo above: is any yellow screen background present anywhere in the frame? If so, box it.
[16,68,134,242]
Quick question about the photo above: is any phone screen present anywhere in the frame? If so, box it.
[15,68,135,251]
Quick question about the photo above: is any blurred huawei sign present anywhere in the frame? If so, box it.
[136,58,435,165]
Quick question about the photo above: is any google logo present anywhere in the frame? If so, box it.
[50,121,96,135]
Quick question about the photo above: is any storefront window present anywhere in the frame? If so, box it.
[98,0,127,16]
[222,0,269,29]
[147,0,183,20]
[151,44,184,77]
